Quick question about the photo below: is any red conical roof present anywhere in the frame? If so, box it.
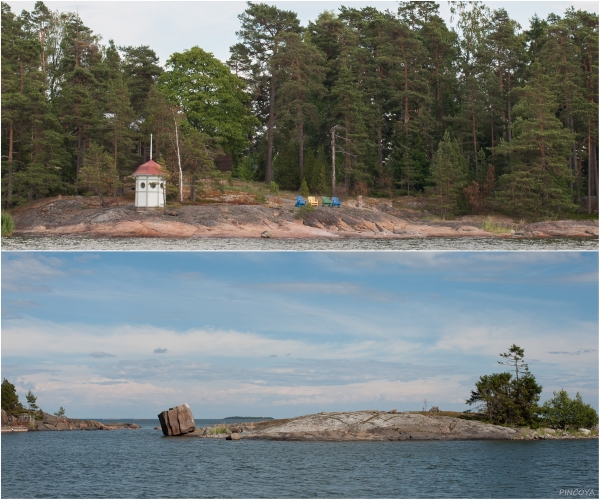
[132,159,164,176]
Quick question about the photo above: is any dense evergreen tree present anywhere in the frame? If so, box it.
[495,62,576,217]
[1,379,23,416]
[430,131,468,218]
[272,31,325,180]
[232,2,302,184]
[467,345,542,426]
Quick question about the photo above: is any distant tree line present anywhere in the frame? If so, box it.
[1,1,598,219]
[467,345,598,430]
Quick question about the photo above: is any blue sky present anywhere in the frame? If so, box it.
[2,251,598,419]
[7,1,599,65]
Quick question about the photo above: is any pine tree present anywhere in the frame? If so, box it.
[104,75,135,185]
[233,2,302,184]
[450,1,491,174]
[272,31,325,181]
[78,141,119,207]
[119,45,163,116]
[495,62,576,218]
[26,390,39,413]
[180,127,222,201]
[1,378,23,416]
[430,131,468,218]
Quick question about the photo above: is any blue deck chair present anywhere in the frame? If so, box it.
[331,196,341,207]
[295,196,307,207]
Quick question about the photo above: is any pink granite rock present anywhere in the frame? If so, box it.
[158,404,195,436]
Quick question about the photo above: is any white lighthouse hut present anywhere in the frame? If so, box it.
[132,159,165,208]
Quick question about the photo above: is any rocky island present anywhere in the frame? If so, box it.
[190,410,598,442]
[1,409,140,432]
[7,195,599,240]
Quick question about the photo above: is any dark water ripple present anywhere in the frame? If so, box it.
[2,236,598,251]
[1,424,598,498]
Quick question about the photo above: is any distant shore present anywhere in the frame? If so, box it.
[191,410,600,442]
[6,196,598,240]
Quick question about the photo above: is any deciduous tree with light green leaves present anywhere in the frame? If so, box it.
[540,390,598,430]
[159,46,257,157]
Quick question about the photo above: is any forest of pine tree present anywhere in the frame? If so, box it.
[1,1,598,218]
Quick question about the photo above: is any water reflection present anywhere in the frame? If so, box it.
[2,236,597,251]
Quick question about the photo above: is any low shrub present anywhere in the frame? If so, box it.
[295,204,315,220]
[269,181,279,194]
[1,211,15,237]
[255,192,266,204]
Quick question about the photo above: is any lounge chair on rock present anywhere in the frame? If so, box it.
[307,196,319,207]
[295,196,307,207]
[322,196,332,207]
[332,197,341,207]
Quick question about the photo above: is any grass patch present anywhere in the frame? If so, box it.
[255,192,267,204]
[479,217,514,234]
[209,425,231,435]
[421,214,444,222]
[2,211,15,236]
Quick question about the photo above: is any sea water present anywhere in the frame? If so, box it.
[1,420,598,498]
[2,236,598,251]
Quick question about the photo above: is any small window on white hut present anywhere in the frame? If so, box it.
[160,183,164,189]
[140,182,146,189]
[150,182,157,189]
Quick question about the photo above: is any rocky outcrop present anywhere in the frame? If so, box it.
[158,404,195,436]
[34,413,140,431]
[2,412,140,431]
[192,411,521,441]
[8,196,598,240]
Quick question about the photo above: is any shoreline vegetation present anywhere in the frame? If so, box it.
[1,2,598,222]
[4,192,598,240]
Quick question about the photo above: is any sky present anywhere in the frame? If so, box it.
[1,251,598,419]
[6,1,599,65]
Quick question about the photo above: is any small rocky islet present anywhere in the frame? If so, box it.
[157,405,598,442]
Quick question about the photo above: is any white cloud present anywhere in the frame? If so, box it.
[1,254,66,292]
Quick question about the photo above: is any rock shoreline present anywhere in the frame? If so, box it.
[1,410,140,432]
[7,196,598,240]
[190,411,599,442]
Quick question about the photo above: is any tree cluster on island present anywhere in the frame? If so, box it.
[1,378,66,420]
[1,1,597,219]
[466,345,598,430]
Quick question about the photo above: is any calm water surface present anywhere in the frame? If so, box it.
[2,236,598,251]
[2,420,598,498]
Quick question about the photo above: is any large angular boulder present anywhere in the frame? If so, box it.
[158,404,195,436]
